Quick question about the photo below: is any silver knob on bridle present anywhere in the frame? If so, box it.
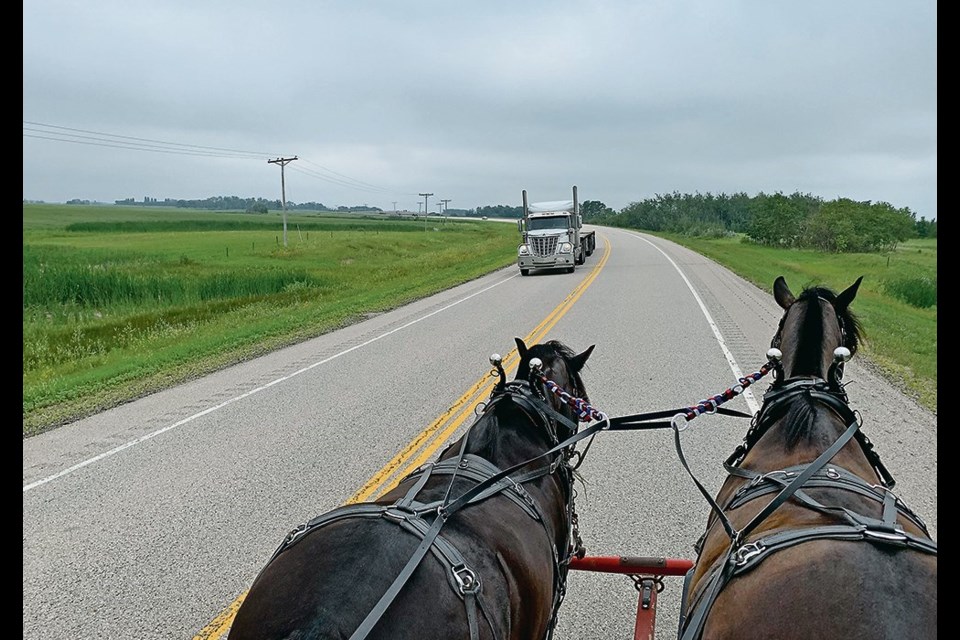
[766,348,783,362]
[833,346,851,363]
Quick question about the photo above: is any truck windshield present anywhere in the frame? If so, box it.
[528,217,570,231]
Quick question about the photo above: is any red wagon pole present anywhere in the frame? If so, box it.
[569,555,694,640]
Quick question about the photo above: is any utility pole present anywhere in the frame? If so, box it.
[440,199,451,222]
[392,201,398,216]
[268,156,298,247]
[419,192,433,231]
[417,202,423,215]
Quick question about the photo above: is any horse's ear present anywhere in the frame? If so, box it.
[836,276,864,312]
[570,344,595,373]
[514,337,528,360]
[774,276,795,309]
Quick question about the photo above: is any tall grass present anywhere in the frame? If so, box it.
[882,275,937,309]
[23,205,519,435]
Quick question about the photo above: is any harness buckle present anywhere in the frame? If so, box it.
[863,525,908,544]
[284,523,308,545]
[748,473,768,488]
[383,506,414,523]
[452,564,480,594]
[733,541,766,566]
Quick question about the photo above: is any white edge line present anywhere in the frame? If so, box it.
[626,231,761,415]
[23,272,519,493]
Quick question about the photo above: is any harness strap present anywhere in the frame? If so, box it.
[679,544,737,640]
[723,464,931,535]
[349,418,610,640]
[407,455,543,521]
[393,511,498,640]
[744,418,860,539]
[735,523,938,573]
[672,420,737,541]
[601,405,752,431]
[682,517,938,640]
[349,512,446,640]
[680,415,939,640]
[680,418,860,640]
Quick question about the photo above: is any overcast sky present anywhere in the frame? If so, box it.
[23,1,937,219]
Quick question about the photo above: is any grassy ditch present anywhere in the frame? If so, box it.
[23,204,518,436]
[652,232,937,412]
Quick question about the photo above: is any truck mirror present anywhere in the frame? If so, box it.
[517,220,523,232]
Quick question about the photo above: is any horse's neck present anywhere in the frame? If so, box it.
[754,405,873,477]
[446,404,556,471]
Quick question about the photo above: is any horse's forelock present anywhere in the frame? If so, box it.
[517,340,588,403]
[795,286,863,355]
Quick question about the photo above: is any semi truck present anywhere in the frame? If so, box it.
[516,185,596,275]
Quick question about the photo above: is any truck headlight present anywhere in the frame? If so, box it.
[558,242,573,253]
[518,244,530,255]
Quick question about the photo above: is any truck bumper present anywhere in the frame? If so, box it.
[518,254,575,270]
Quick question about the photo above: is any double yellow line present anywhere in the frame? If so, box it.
[194,237,609,640]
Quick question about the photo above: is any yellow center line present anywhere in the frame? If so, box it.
[193,236,610,640]
[368,238,611,500]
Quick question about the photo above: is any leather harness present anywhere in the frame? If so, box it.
[677,377,938,640]
[264,378,591,640]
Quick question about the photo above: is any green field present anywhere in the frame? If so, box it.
[23,204,519,436]
[23,205,936,437]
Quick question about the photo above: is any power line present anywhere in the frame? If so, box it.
[23,121,276,157]
[24,120,419,200]
[299,158,396,192]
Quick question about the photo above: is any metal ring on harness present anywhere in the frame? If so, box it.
[672,413,689,432]
[452,565,480,594]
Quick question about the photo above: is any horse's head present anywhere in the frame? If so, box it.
[772,275,864,382]
[511,337,594,442]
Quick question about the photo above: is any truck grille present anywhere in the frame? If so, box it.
[530,236,558,257]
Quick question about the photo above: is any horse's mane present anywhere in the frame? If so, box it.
[781,400,822,448]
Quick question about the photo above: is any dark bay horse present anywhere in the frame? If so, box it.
[679,276,937,640]
[229,338,595,640]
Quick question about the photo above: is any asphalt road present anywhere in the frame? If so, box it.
[22,227,937,640]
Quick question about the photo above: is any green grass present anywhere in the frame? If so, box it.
[652,232,937,412]
[23,204,519,436]
[23,205,936,436]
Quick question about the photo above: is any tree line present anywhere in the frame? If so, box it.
[112,196,382,214]
[586,191,935,252]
